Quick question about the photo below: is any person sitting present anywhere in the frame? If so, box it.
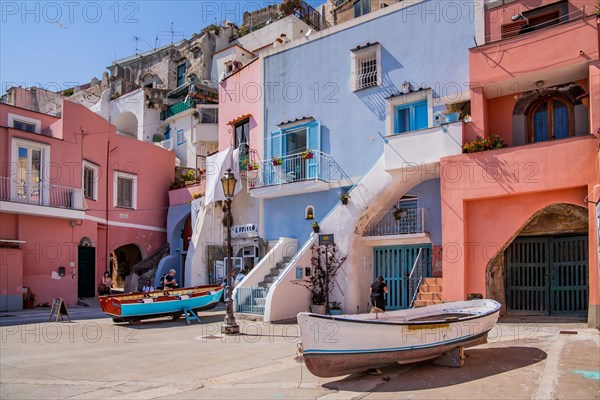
[98,272,113,296]
[142,280,154,293]
[163,269,179,289]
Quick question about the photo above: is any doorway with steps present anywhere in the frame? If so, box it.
[373,244,432,310]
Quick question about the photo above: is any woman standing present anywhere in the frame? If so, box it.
[99,271,113,296]
[369,276,388,311]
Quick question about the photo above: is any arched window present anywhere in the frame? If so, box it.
[305,206,315,220]
[527,96,574,143]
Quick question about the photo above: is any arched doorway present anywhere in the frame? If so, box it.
[486,203,589,317]
[114,112,138,137]
[77,237,95,298]
[112,244,142,289]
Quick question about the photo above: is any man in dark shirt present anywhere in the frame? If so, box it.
[164,269,179,289]
[370,276,388,311]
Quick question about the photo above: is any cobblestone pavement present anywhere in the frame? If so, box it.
[1,305,598,399]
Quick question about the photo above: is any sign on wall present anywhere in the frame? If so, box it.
[232,223,258,238]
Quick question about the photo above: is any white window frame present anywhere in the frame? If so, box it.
[351,44,381,92]
[385,89,434,135]
[82,160,99,201]
[10,137,50,204]
[113,171,137,209]
[8,113,41,134]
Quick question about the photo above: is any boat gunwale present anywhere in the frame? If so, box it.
[302,331,490,356]
[300,301,501,327]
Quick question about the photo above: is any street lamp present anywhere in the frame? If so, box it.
[221,168,240,334]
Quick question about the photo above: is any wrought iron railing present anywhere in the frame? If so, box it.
[408,248,424,308]
[363,208,428,237]
[246,150,349,189]
[0,177,84,210]
[235,286,269,315]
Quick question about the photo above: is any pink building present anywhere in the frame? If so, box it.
[441,0,599,326]
[0,100,174,310]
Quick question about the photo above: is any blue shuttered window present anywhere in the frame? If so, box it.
[394,100,428,134]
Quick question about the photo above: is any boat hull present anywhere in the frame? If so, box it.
[99,285,223,321]
[298,299,501,377]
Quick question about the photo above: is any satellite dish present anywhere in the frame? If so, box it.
[305,29,312,37]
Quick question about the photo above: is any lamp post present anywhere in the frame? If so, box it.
[221,168,240,334]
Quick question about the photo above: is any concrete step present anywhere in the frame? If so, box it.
[264,275,277,283]
[420,285,442,293]
[417,292,442,301]
[413,299,443,308]
[422,277,443,286]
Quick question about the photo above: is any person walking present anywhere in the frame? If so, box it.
[370,276,388,311]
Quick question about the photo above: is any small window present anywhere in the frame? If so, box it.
[351,44,380,91]
[200,108,218,124]
[14,120,36,132]
[394,101,428,134]
[114,172,137,209]
[305,206,315,220]
[353,0,371,18]
[176,63,187,87]
[177,129,185,145]
[82,161,99,200]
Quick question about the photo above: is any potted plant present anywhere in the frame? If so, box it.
[23,287,35,309]
[311,221,320,233]
[247,162,260,171]
[340,193,350,205]
[272,157,283,166]
[301,149,314,159]
[393,205,407,220]
[294,244,347,314]
[330,301,342,315]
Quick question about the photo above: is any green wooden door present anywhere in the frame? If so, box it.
[77,246,96,298]
[506,236,588,316]
[373,245,432,310]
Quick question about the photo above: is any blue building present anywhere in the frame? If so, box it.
[235,0,476,320]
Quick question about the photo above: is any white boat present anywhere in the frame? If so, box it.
[297,299,501,377]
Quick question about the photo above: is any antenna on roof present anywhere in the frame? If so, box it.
[154,35,158,50]
[134,36,139,55]
[171,22,174,44]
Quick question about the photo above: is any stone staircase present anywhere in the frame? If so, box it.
[258,257,292,289]
[237,257,292,315]
[413,277,443,307]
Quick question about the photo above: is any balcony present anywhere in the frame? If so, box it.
[470,16,596,95]
[160,99,195,121]
[362,208,429,245]
[0,177,85,219]
[384,122,463,171]
[247,150,347,199]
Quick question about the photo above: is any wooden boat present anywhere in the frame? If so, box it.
[297,299,501,377]
[99,285,224,322]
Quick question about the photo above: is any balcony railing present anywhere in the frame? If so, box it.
[363,208,428,237]
[247,150,348,189]
[160,98,195,121]
[235,286,268,315]
[0,177,85,210]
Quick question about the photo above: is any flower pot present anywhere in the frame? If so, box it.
[330,309,342,315]
[341,197,348,205]
[445,112,460,123]
[310,304,326,314]
[312,226,320,233]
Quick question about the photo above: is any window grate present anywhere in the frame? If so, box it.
[352,46,380,91]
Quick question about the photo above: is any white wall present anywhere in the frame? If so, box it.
[264,156,436,322]
[235,15,311,53]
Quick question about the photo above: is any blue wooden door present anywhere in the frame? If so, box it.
[373,245,432,310]
[506,236,588,316]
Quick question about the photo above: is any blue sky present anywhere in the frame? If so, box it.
[0,1,323,93]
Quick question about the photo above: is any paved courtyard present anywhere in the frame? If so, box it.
[1,305,598,400]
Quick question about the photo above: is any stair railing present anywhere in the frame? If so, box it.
[408,248,424,308]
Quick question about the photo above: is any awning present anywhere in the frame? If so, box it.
[227,114,252,126]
